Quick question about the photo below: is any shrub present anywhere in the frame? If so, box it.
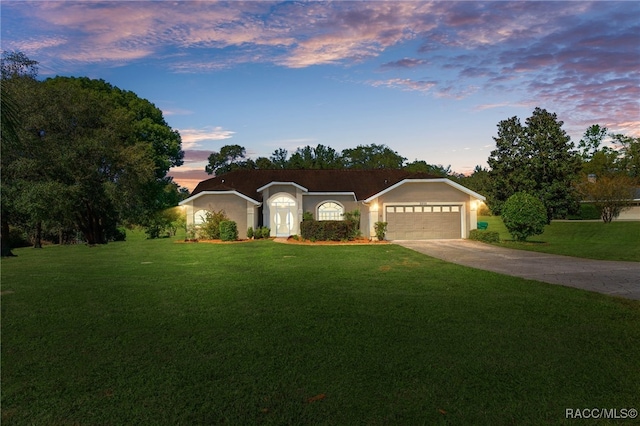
[303,211,314,222]
[142,207,185,239]
[469,229,500,243]
[198,209,229,240]
[567,203,602,220]
[185,225,197,241]
[253,226,271,239]
[247,227,254,239]
[219,221,238,241]
[374,221,388,241]
[342,209,361,239]
[111,226,127,242]
[501,192,547,241]
[300,220,353,241]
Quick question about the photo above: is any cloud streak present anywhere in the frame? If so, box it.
[178,126,235,150]
[2,1,638,137]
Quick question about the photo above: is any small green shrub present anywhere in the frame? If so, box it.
[219,221,238,241]
[469,229,500,243]
[374,221,387,241]
[111,226,127,242]
[303,211,314,222]
[342,210,361,239]
[501,192,547,241]
[247,227,254,239]
[198,209,229,239]
[254,226,271,239]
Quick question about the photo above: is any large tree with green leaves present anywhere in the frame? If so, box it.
[40,77,184,244]
[2,53,184,247]
[287,144,343,169]
[205,144,255,175]
[576,125,639,223]
[341,144,405,169]
[487,108,582,222]
[1,51,41,254]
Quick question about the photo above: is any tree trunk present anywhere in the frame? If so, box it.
[1,218,16,257]
[33,221,43,248]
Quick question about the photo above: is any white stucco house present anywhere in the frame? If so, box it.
[179,169,486,240]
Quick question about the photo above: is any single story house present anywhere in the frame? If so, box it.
[179,169,486,240]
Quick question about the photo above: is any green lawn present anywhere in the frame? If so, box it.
[478,216,640,261]
[2,234,639,424]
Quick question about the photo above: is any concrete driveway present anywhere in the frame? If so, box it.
[394,240,640,300]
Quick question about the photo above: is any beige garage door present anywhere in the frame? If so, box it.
[385,205,462,240]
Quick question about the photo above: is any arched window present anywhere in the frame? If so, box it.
[194,210,208,225]
[271,196,296,208]
[317,202,344,221]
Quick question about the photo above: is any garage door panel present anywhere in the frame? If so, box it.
[386,205,461,240]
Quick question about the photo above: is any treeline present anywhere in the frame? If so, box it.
[206,107,639,226]
[205,143,455,177]
[1,51,185,255]
[483,109,639,223]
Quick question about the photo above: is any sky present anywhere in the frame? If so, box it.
[2,1,639,191]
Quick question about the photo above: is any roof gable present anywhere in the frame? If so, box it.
[364,178,486,202]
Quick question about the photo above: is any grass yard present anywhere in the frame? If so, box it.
[478,216,640,262]
[2,233,639,424]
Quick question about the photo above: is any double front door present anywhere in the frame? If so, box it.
[271,196,297,237]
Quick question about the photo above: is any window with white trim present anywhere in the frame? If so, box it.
[194,210,207,225]
[317,202,344,221]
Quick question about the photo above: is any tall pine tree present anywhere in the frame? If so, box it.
[488,108,581,222]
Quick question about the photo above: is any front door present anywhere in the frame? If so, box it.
[271,195,297,237]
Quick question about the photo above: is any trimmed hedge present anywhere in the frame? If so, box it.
[219,221,238,241]
[300,220,355,241]
[469,229,500,243]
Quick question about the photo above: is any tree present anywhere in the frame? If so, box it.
[341,144,405,169]
[287,144,343,169]
[1,51,41,255]
[2,64,184,246]
[578,124,608,160]
[575,174,637,223]
[206,144,248,175]
[43,77,183,244]
[458,165,493,208]
[488,108,581,222]
[404,160,451,176]
[1,51,38,80]
[270,148,288,169]
[611,133,640,178]
[501,192,547,241]
[255,157,274,169]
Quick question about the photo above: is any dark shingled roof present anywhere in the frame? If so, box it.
[191,169,442,201]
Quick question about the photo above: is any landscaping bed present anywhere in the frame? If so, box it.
[278,236,389,245]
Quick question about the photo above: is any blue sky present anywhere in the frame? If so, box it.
[2,1,639,190]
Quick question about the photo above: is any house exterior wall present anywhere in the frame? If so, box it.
[185,194,256,239]
[615,204,640,221]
